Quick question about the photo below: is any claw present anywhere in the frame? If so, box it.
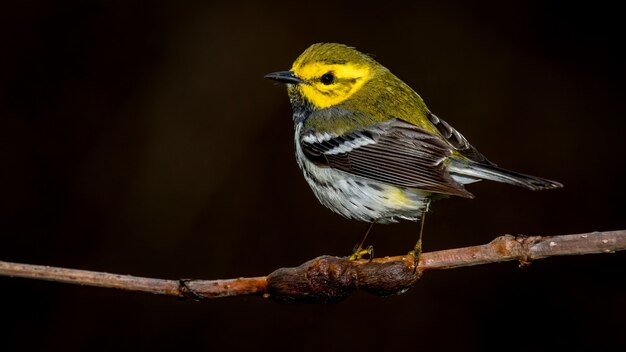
[410,201,429,273]
[349,245,374,261]
[409,243,421,274]
[349,222,375,261]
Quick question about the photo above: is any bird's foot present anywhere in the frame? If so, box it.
[409,239,422,273]
[348,245,374,262]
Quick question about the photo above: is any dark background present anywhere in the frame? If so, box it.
[1,1,625,351]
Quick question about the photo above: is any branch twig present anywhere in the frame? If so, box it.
[1,230,624,303]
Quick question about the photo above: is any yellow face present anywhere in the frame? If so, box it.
[291,61,373,109]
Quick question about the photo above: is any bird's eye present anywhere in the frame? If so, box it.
[320,72,336,85]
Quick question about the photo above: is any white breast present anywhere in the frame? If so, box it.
[293,123,428,223]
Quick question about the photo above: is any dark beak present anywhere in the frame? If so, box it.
[264,71,305,84]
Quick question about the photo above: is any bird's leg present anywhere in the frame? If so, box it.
[349,222,375,261]
[410,200,431,271]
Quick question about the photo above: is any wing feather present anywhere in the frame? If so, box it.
[300,119,474,198]
[426,112,494,165]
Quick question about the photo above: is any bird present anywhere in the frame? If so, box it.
[265,43,562,263]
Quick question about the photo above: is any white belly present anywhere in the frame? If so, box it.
[294,123,428,223]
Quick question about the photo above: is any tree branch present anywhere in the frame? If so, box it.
[1,230,624,303]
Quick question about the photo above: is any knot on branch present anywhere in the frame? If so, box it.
[266,255,419,304]
[178,279,207,300]
[514,235,542,266]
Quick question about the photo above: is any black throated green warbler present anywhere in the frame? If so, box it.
[265,43,562,261]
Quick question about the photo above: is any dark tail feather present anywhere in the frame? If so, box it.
[448,159,563,191]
